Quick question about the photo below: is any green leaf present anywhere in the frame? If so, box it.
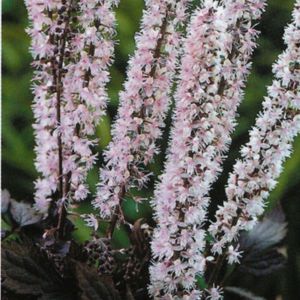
[268,136,300,208]
[96,115,112,150]
[71,216,92,244]
[2,25,30,72]
[196,275,207,290]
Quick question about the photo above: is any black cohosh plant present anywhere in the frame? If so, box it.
[2,0,299,299]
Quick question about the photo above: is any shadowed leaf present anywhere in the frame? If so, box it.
[238,205,287,276]
[10,199,42,227]
[2,240,74,300]
[225,286,266,300]
[76,262,121,300]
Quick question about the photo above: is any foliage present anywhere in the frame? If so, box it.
[2,238,123,300]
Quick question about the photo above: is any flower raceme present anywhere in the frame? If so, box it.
[61,0,119,203]
[149,0,266,298]
[209,0,300,259]
[26,0,118,215]
[94,0,191,220]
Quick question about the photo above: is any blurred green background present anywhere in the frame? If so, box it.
[2,0,300,299]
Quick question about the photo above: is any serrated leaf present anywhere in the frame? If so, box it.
[76,263,121,300]
[238,248,286,276]
[10,199,42,227]
[238,205,287,276]
[2,240,74,299]
[240,205,287,251]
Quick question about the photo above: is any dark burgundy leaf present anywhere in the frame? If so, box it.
[238,205,287,276]
[76,262,121,300]
[2,239,75,299]
[10,199,42,227]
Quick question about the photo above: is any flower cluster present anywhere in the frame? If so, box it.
[94,0,190,219]
[26,0,118,214]
[209,0,300,260]
[59,0,119,202]
[149,0,266,297]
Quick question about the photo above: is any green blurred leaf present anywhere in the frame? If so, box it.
[268,136,300,208]
[2,25,30,72]
[71,216,92,243]
[196,276,207,289]
[97,115,112,150]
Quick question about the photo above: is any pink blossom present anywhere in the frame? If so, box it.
[150,0,266,297]
[26,0,119,213]
[206,286,223,300]
[83,213,99,231]
[94,0,191,219]
[209,0,300,263]
[227,245,243,264]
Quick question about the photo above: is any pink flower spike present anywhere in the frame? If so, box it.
[94,0,191,220]
[150,0,266,297]
[25,0,119,215]
[209,0,300,262]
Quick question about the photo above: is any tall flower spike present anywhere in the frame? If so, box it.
[59,0,119,203]
[209,0,300,262]
[94,0,191,222]
[149,0,266,297]
[26,0,75,215]
[26,0,118,216]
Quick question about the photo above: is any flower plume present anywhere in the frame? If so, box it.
[149,0,266,297]
[209,0,300,261]
[26,0,118,214]
[94,0,191,220]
